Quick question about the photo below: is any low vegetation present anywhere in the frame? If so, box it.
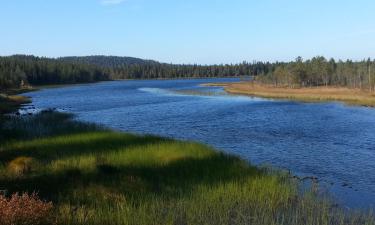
[0,192,55,225]
[0,93,30,115]
[0,112,374,225]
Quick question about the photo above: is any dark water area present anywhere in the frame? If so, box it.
[24,78,375,209]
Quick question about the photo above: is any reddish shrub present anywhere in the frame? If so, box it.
[0,192,55,225]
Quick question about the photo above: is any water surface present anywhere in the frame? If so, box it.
[25,78,375,208]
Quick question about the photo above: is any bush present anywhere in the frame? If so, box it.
[7,157,39,177]
[0,192,55,225]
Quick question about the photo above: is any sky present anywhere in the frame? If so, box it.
[1,0,375,64]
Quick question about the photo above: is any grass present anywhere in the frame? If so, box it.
[208,82,375,107]
[0,112,374,225]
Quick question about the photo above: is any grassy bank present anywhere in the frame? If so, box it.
[206,82,375,107]
[0,112,374,225]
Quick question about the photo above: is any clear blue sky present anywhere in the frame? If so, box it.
[1,0,374,64]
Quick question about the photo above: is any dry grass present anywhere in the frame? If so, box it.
[210,82,375,107]
[0,94,31,114]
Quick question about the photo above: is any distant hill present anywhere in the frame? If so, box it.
[59,56,160,68]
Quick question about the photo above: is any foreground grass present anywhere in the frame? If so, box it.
[206,82,375,107]
[0,112,374,225]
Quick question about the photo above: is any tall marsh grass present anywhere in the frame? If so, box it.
[222,82,375,107]
[0,112,374,225]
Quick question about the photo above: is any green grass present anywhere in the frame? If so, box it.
[0,112,374,225]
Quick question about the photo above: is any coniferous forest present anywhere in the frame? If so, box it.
[257,56,375,90]
[1,55,374,91]
[0,55,111,89]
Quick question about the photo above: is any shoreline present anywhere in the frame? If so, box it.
[0,93,31,115]
[205,82,375,107]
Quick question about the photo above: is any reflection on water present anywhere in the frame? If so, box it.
[25,78,375,209]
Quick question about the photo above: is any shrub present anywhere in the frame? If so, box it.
[7,157,38,177]
[0,192,55,225]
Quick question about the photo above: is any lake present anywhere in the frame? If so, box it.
[24,78,375,208]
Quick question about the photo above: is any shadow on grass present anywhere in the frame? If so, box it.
[1,112,101,143]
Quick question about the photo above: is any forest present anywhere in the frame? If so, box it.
[0,55,270,89]
[257,56,375,91]
[1,55,374,91]
[60,56,272,79]
[0,55,110,89]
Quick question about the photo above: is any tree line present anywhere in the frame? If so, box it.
[257,56,375,91]
[60,56,272,79]
[0,55,271,89]
[0,55,110,89]
[107,62,271,79]
[1,55,374,91]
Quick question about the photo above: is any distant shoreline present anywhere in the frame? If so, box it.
[205,82,375,107]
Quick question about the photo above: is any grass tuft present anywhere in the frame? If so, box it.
[6,157,39,177]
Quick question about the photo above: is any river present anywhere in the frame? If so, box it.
[24,78,375,208]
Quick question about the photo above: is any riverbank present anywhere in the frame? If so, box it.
[2,112,374,225]
[205,82,375,107]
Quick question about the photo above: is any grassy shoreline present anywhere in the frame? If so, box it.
[2,112,374,224]
[1,88,374,224]
[205,82,375,107]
